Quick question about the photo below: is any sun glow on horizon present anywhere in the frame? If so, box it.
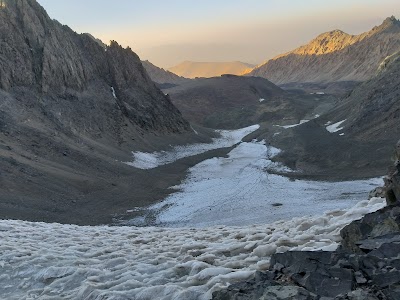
[37,0,399,68]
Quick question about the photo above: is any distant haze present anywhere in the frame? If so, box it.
[169,61,255,78]
[37,0,399,68]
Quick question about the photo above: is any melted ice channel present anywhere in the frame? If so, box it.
[126,125,259,169]
[0,198,385,300]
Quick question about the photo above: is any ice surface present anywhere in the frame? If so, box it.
[126,125,260,169]
[326,119,346,133]
[135,140,383,228]
[0,123,385,299]
[0,197,385,300]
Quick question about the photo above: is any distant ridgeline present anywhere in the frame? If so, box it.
[248,16,400,84]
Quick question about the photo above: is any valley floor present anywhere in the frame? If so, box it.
[123,129,382,227]
[0,125,389,299]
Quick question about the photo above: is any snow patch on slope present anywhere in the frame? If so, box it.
[326,119,346,133]
[126,125,260,169]
[275,119,310,129]
[0,197,385,300]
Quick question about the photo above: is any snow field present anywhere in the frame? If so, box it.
[125,125,260,169]
[0,197,385,300]
[141,140,382,227]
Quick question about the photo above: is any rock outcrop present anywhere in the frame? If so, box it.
[214,204,400,299]
[0,0,189,133]
[213,140,400,300]
[248,17,400,85]
[384,140,400,205]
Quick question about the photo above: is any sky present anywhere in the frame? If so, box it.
[37,0,399,68]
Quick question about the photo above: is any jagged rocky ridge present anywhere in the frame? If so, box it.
[248,17,400,84]
[213,141,400,300]
[0,0,188,133]
[0,0,193,224]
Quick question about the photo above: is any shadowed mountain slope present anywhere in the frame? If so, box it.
[0,0,200,224]
[322,50,400,141]
[264,51,400,179]
[165,75,331,129]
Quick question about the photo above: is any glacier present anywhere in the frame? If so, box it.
[0,197,385,300]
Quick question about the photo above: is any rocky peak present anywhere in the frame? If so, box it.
[293,29,355,55]
[381,15,400,27]
[0,0,189,133]
[370,15,400,34]
[249,16,400,84]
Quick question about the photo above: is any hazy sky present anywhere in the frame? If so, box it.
[37,0,399,68]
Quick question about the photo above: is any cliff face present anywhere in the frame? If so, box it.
[0,0,192,224]
[248,17,400,84]
[0,0,189,134]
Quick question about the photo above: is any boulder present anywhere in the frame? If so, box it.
[340,204,400,253]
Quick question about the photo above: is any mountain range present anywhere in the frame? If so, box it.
[248,16,400,84]
[2,2,400,298]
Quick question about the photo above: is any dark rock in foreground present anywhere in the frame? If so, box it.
[213,204,400,299]
[213,140,400,300]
